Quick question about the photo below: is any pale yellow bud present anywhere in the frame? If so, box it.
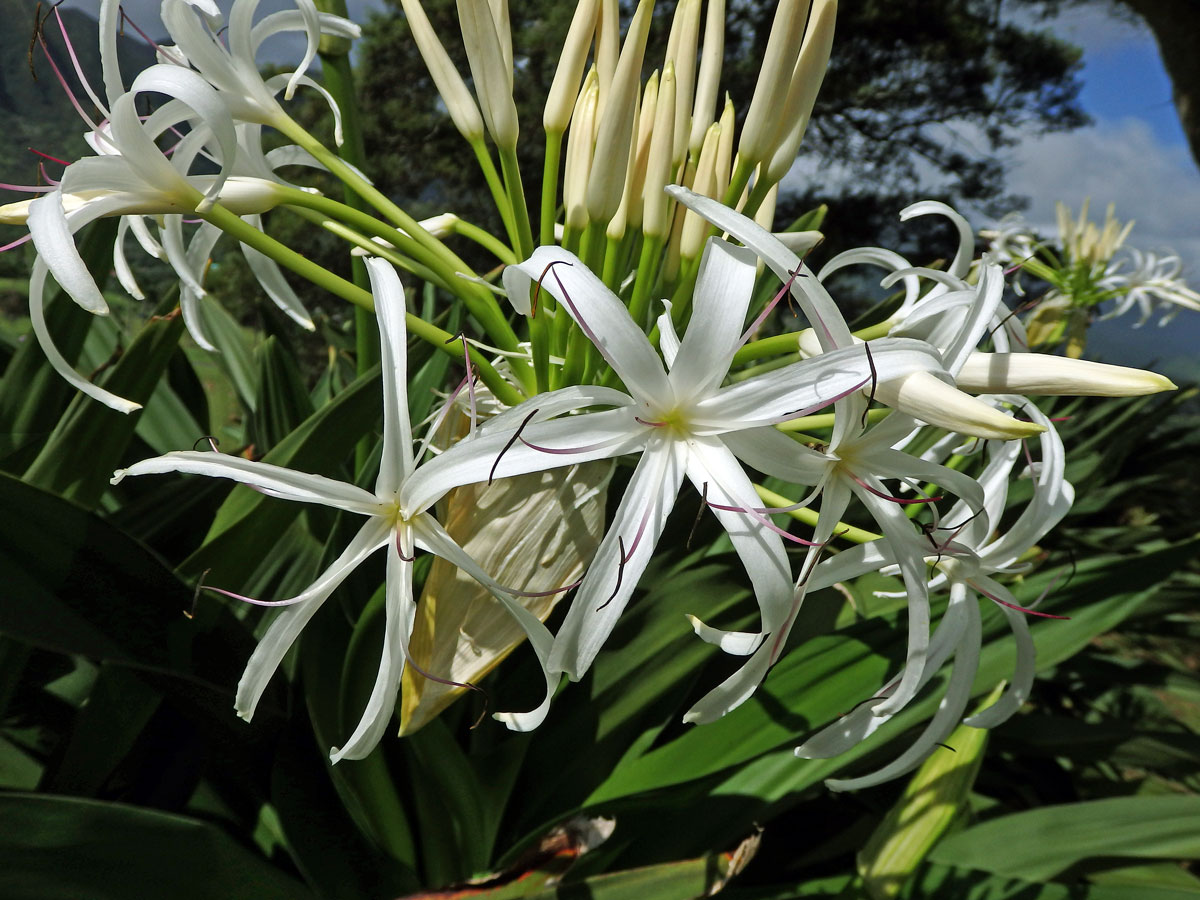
[587,0,654,227]
[595,0,620,115]
[544,0,599,134]
[739,0,811,166]
[753,182,779,233]
[642,61,677,240]
[564,69,601,231]
[680,122,721,260]
[457,0,519,149]
[688,0,725,156]
[610,70,659,237]
[714,95,736,200]
[664,0,701,166]
[486,0,512,85]
[764,0,836,185]
[400,0,485,141]
[956,352,1177,397]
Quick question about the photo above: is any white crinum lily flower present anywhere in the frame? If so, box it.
[97,0,360,140]
[22,64,271,413]
[795,401,1072,790]
[405,238,946,693]
[1099,248,1200,327]
[111,259,558,761]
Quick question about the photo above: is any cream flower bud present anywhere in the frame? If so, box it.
[688,0,725,156]
[486,0,513,83]
[544,0,599,134]
[664,0,701,166]
[564,69,601,231]
[400,0,485,141]
[738,0,810,166]
[680,122,721,261]
[586,0,654,227]
[956,353,1178,397]
[714,95,736,200]
[642,62,677,240]
[609,70,659,238]
[764,0,836,185]
[457,0,519,150]
[595,0,619,114]
[874,370,1046,441]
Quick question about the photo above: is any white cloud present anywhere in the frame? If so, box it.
[1001,117,1200,276]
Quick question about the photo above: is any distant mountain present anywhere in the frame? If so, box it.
[0,0,157,187]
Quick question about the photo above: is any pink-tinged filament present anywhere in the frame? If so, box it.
[969,579,1069,620]
[849,471,942,505]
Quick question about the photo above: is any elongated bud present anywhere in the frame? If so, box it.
[680,122,721,260]
[564,69,601,231]
[544,0,599,134]
[587,0,655,226]
[642,61,677,239]
[400,0,485,142]
[612,70,659,236]
[486,0,513,84]
[689,0,725,156]
[664,0,701,166]
[457,0,519,149]
[738,0,810,166]
[956,352,1178,397]
[764,0,836,185]
[753,182,779,233]
[595,0,619,114]
[876,371,1046,440]
[714,95,736,200]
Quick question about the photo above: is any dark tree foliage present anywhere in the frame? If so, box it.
[356,0,1087,266]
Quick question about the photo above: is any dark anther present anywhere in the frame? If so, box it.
[596,537,627,612]
[687,482,709,549]
[490,408,539,485]
[395,531,415,562]
[863,343,878,428]
[187,568,211,620]
[533,259,574,317]
[935,742,956,752]
[193,435,221,452]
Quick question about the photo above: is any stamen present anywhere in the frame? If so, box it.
[533,259,573,319]
[863,343,878,429]
[969,579,1070,620]
[705,497,826,546]
[394,530,414,562]
[686,482,708,549]
[28,147,70,167]
[849,472,942,505]
[634,416,666,427]
[0,235,33,253]
[934,742,957,752]
[490,408,538,484]
[736,265,806,349]
[186,567,211,619]
[596,537,627,612]
[193,434,221,452]
[766,375,872,427]
[445,332,478,434]
[497,578,582,598]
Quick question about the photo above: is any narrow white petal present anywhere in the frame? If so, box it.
[402,408,644,513]
[365,258,415,493]
[721,427,830,485]
[330,539,413,762]
[503,246,671,403]
[796,582,970,759]
[547,435,686,679]
[113,450,385,515]
[414,515,559,731]
[236,518,391,721]
[697,339,941,429]
[239,215,315,330]
[900,200,975,280]
[668,238,759,399]
[823,585,981,791]
[683,640,775,724]
[957,352,1177,397]
[964,602,1034,729]
[666,186,854,352]
[29,262,141,414]
[28,193,110,315]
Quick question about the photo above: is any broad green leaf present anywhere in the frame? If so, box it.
[0,221,118,472]
[902,862,1200,899]
[928,795,1200,881]
[23,299,184,506]
[178,363,382,584]
[0,793,313,900]
[249,335,316,454]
